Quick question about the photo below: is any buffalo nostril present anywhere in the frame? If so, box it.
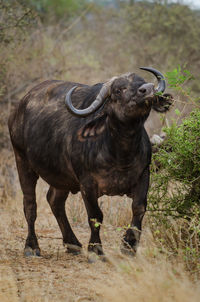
[138,88,146,94]
[137,83,155,96]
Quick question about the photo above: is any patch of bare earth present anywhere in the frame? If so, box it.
[0,178,200,302]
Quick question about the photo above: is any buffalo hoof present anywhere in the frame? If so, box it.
[24,247,41,257]
[66,244,82,255]
[87,244,106,263]
[88,243,104,256]
[121,246,136,256]
[88,252,99,263]
[100,254,107,262]
[121,240,137,256]
[121,229,139,256]
[87,252,107,264]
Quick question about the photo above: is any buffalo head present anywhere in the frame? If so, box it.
[65,67,172,121]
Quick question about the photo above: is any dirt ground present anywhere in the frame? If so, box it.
[1,178,200,302]
[0,178,131,302]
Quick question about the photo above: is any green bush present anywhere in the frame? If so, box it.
[149,109,200,218]
[160,110,200,183]
[148,108,200,273]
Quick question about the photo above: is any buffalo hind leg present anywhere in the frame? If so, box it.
[13,148,40,256]
[46,186,82,254]
[122,168,149,255]
[80,184,104,257]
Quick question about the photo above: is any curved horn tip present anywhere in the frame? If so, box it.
[139,67,166,93]
[139,67,164,78]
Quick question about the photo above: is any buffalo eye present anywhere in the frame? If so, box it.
[115,89,121,95]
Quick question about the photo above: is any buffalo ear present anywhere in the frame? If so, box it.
[152,93,173,113]
[77,114,107,140]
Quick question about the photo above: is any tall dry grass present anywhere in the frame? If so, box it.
[0,180,200,302]
[100,256,200,302]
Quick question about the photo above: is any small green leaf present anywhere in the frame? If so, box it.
[175,108,181,116]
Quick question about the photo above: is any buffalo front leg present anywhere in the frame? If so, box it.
[122,168,150,255]
[46,186,82,254]
[13,149,40,256]
[80,184,104,256]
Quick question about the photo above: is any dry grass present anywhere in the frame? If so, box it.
[0,171,199,302]
[100,258,200,302]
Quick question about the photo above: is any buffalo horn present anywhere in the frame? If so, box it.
[140,67,166,93]
[65,78,117,117]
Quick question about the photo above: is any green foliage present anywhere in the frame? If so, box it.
[165,66,194,89]
[149,64,200,220]
[148,102,200,272]
[27,0,87,20]
[160,111,200,183]
[149,109,200,218]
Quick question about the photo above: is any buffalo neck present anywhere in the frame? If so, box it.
[106,113,149,166]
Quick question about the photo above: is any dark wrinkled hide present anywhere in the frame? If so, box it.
[8,74,172,257]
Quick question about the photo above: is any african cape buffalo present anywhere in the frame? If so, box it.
[8,67,172,258]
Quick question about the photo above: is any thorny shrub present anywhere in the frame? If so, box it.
[150,109,200,218]
[148,68,200,276]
